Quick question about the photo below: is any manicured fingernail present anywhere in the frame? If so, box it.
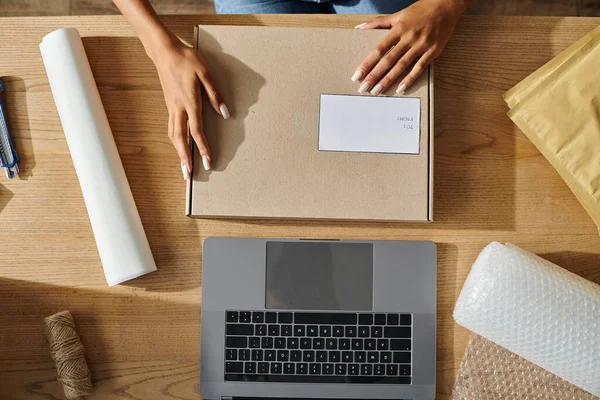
[181,162,190,180]
[396,83,407,95]
[355,23,367,29]
[351,70,363,82]
[220,103,230,120]
[358,82,370,94]
[202,155,211,171]
[371,83,384,96]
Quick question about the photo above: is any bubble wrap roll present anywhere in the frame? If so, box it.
[452,333,599,400]
[39,28,157,286]
[454,242,600,397]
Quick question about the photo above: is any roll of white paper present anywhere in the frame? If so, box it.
[40,28,156,286]
[454,242,600,396]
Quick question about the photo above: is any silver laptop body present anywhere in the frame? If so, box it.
[201,238,437,400]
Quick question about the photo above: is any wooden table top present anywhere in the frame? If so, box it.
[0,14,599,400]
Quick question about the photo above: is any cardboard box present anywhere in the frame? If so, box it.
[187,25,434,222]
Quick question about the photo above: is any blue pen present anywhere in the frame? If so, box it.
[0,77,19,179]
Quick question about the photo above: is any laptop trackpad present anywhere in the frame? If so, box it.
[265,242,373,311]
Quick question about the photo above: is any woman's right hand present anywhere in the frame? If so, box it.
[147,34,229,179]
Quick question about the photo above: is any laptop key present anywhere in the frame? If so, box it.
[361,364,373,375]
[258,362,269,374]
[384,327,411,338]
[300,338,311,349]
[291,350,302,362]
[239,311,251,323]
[375,314,386,325]
[297,363,308,375]
[251,349,263,361]
[284,363,295,374]
[400,314,412,326]
[287,337,299,349]
[261,337,273,349]
[275,337,286,349]
[368,351,379,363]
[323,363,334,375]
[313,338,325,349]
[225,361,243,373]
[225,375,412,384]
[349,364,359,375]
[374,364,385,376]
[310,363,321,375]
[390,339,411,351]
[348,376,411,384]
[352,339,363,350]
[307,325,318,337]
[359,314,373,325]
[319,325,331,337]
[239,349,250,361]
[377,339,389,350]
[226,349,237,360]
[255,324,267,336]
[345,326,357,337]
[355,351,366,363]
[332,326,344,337]
[393,351,411,364]
[399,364,411,376]
[342,351,353,363]
[339,339,350,350]
[281,325,293,336]
[266,312,277,324]
[358,326,370,337]
[227,324,253,336]
[226,336,247,348]
[252,312,264,323]
[245,362,257,374]
[277,350,289,362]
[335,364,347,375]
[294,312,357,325]
[381,351,392,363]
[371,326,383,338]
[268,324,280,336]
[271,362,282,374]
[303,350,315,362]
[326,338,337,350]
[386,364,398,375]
[227,311,239,323]
[365,339,376,350]
[265,350,276,361]
[316,351,327,362]
[294,325,306,337]
[249,337,260,348]
[329,351,340,363]
[387,314,399,325]
[278,312,293,324]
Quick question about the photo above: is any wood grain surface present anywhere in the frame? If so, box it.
[0,14,599,400]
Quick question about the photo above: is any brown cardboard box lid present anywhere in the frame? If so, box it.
[187,25,433,221]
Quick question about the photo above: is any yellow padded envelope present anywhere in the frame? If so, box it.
[504,24,600,227]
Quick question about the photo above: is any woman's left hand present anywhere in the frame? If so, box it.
[352,0,471,96]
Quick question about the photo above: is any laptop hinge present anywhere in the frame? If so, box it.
[222,397,232,400]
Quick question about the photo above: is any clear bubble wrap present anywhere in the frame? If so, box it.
[453,242,600,397]
[452,334,598,400]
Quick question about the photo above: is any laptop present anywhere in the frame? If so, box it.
[201,238,437,400]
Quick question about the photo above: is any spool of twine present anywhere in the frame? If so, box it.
[44,311,93,400]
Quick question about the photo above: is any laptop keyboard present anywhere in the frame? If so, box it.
[223,311,412,384]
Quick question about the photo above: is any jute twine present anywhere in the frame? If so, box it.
[43,311,93,399]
